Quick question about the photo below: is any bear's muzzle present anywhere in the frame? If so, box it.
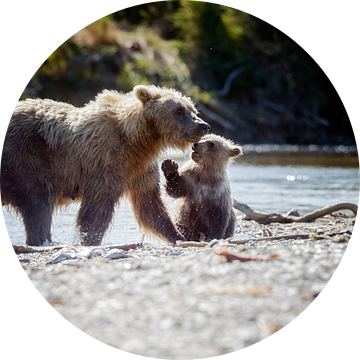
[199,122,211,134]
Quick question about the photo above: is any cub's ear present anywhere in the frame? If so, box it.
[134,85,155,104]
[229,146,243,158]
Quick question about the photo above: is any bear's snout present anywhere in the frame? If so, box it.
[200,123,211,134]
[186,121,211,143]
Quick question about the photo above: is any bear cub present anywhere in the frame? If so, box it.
[162,134,242,242]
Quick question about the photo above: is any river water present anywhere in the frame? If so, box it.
[3,154,359,246]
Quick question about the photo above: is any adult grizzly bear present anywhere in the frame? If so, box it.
[162,134,242,242]
[1,85,210,246]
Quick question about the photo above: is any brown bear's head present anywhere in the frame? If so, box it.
[191,134,242,168]
[134,85,210,150]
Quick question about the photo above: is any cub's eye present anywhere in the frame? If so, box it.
[209,142,215,149]
[177,108,183,115]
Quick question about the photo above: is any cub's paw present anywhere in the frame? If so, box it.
[161,159,179,175]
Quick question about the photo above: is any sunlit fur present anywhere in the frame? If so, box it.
[162,134,242,242]
[1,85,209,246]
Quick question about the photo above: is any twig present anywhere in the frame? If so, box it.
[229,234,312,245]
[176,241,208,248]
[217,250,280,262]
[195,102,235,130]
[264,100,296,121]
[13,244,65,254]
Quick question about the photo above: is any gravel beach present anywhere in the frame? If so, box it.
[13,215,354,359]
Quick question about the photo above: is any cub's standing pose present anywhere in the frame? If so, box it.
[162,134,242,242]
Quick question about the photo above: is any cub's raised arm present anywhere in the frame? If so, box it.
[161,159,189,198]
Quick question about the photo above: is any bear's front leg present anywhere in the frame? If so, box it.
[161,159,188,198]
[129,179,185,244]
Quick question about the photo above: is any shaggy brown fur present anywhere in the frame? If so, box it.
[162,134,242,242]
[1,85,210,246]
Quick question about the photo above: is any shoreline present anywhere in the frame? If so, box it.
[16,215,354,358]
[241,144,357,156]
[165,144,358,158]
[16,215,354,270]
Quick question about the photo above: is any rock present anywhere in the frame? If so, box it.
[208,239,219,248]
[48,252,73,264]
[332,235,348,243]
[285,208,300,217]
[104,249,128,259]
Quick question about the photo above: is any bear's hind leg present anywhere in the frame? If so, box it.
[20,195,55,246]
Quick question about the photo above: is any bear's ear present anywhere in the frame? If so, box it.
[229,146,242,158]
[134,85,154,104]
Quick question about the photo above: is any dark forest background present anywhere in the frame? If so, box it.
[23,1,355,147]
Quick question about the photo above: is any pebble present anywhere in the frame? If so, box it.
[208,239,219,248]
[104,249,128,259]
[48,252,74,264]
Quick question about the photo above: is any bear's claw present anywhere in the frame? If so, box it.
[161,159,179,175]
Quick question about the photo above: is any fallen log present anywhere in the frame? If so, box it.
[233,200,357,224]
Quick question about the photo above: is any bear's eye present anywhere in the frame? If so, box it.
[177,108,184,115]
[209,142,215,149]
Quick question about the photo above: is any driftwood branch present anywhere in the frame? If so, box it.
[233,199,357,224]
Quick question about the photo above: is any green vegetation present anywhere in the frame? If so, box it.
[23,1,354,146]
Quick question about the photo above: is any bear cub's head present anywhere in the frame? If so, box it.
[191,134,242,168]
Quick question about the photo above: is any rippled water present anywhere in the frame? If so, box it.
[3,155,359,246]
